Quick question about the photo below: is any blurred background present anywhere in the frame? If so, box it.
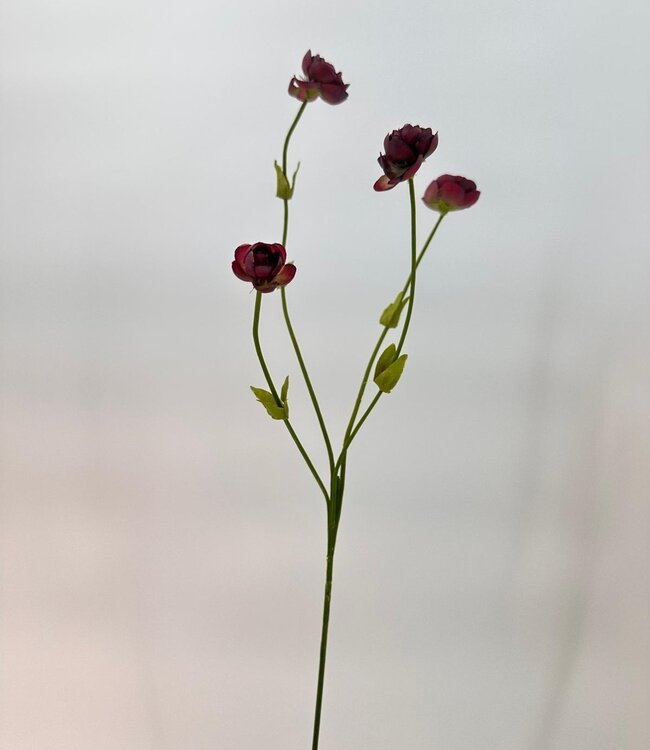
[1,1,648,748]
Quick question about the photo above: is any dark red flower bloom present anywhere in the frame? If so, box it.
[374,125,439,191]
[231,242,296,293]
[288,50,349,105]
[422,174,480,212]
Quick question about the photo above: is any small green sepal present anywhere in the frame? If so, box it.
[379,291,409,328]
[250,385,289,420]
[373,346,408,393]
[274,161,300,200]
[374,344,396,379]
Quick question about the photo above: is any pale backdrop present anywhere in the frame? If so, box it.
[1,1,648,749]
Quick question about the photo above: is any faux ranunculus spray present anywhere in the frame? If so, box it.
[231,51,479,750]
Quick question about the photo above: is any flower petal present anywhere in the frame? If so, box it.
[269,243,287,265]
[319,82,349,104]
[439,180,466,207]
[401,154,424,181]
[464,190,480,208]
[422,181,440,206]
[301,50,313,77]
[373,175,396,191]
[234,243,251,268]
[273,263,297,287]
[232,260,253,282]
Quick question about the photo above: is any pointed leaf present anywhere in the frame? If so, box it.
[250,386,288,420]
[379,292,409,328]
[274,161,292,200]
[374,343,397,379]
[374,354,408,393]
[280,375,289,404]
[289,161,301,196]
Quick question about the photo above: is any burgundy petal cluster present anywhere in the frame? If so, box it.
[288,50,349,105]
[374,124,438,191]
[232,242,296,293]
[422,175,480,212]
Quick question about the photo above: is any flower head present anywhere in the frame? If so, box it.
[422,175,480,213]
[231,242,296,293]
[374,125,438,191]
[288,50,349,105]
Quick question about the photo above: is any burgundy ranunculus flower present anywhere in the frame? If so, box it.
[374,124,439,192]
[231,242,296,293]
[288,50,349,105]
[422,174,480,213]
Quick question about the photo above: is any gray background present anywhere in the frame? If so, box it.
[1,1,648,748]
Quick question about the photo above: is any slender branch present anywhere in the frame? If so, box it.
[281,101,307,246]
[347,389,382,445]
[395,178,418,354]
[335,185,447,463]
[277,102,336,475]
[282,102,307,177]
[281,288,336,475]
[252,291,329,501]
[335,327,389,471]
[413,212,445,281]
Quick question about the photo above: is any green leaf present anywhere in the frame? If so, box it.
[379,291,409,328]
[374,343,397,379]
[274,161,300,200]
[289,161,300,195]
[250,386,288,420]
[280,375,289,404]
[274,161,291,200]
[374,354,408,393]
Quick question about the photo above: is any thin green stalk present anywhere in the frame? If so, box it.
[281,288,336,475]
[312,537,335,750]
[312,472,340,750]
[347,390,381,444]
[345,215,447,447]
[341,180,417,450]
[336,182,438,469]
[252,292,329,502]
[335,327,389,471]
[396,178,418,355]
[277,102,336,475]
[281,101,307,246]
[413,212,445,280]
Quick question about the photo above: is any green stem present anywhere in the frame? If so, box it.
[336,182,438,469]
[281,288,336,476]
[312,472,340,750]
[413,212,445,281]
[312,539,335,750]
[335,327,390,471]
[347,390,381,445]
[282,101,307,246]
[252,292,329,502]
[336,179,430,469]
[277,102,335,475]
[395,178,418,355]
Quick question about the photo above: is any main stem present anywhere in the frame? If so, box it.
[312,529,336,750]
[275,103,339,748]
[312,472,339,750]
